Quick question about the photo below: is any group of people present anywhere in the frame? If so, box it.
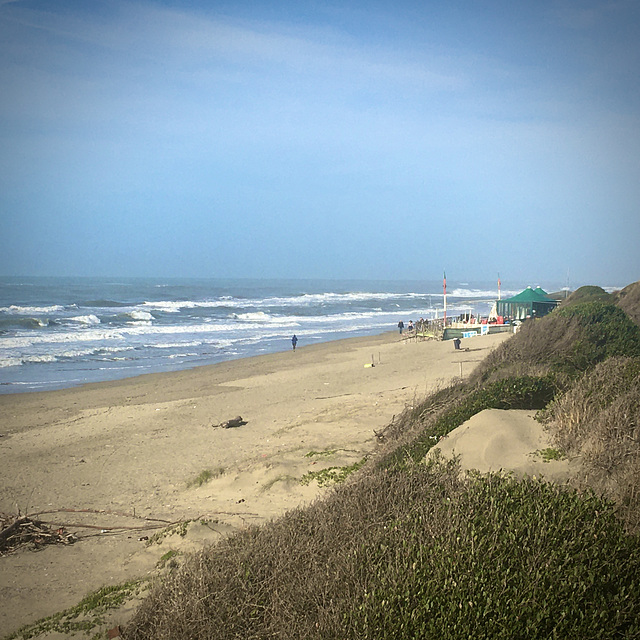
[398,317,428,334]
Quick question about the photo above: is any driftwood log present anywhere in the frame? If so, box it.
[213,416,247,429]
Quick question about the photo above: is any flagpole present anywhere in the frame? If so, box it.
[443,271,447,325]
[498,273,501,300]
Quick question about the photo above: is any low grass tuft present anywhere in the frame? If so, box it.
[186,467,224,488]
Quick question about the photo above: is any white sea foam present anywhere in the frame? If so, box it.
[141,290,442,315]
[126,310,154,322]
[233,312,300,325]
[1,304,66,314]
[0,322,242,353]
[0,354,58,368]
[0,357,23,368]
[150,341,204,350]
[142,299,232,313]
[68,314,101,325]
[251,291,415,308]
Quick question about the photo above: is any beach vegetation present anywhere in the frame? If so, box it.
[534,447,566,462]
[380,374,558,468]
[122,282,640,639]
[124,463,640,640]
[540,355,640,531]
[4,580,146,640]
[305,449,338,457]
[156,549,181,570]
[146,520,192,546]
[300,458,368,486]
[186,467,224,488]
[611,280,640,326]
[470,300,640,384]
[561,284,612,306]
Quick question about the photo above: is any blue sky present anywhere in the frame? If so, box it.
[0,0,638,287]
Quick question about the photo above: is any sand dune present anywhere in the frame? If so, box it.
[428,408,581,482]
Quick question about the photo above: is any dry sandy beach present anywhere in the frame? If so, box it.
[1,330,521,636]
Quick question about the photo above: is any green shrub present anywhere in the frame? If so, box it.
[561,285,612,306]
[300,458,367,486]
[351,473,640,640]
[554,302,640,372]
[6,581,145,640]
[541,356,640,532]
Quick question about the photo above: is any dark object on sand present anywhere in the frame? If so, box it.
[214,416,247,429]
[0,514,76,555]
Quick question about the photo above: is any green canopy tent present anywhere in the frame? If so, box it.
[496,286,558,320]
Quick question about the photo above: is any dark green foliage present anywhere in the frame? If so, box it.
[561,285,612,306]
[351,472,640,640]
[555,302,640,372]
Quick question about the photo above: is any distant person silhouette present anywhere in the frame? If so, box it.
[291,334,298,351]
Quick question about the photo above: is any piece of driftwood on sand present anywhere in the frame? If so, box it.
[213,416,247,429]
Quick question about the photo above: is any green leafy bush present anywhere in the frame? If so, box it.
[554,302,640,371]
[561,285,612,306]
[351,472,640,640]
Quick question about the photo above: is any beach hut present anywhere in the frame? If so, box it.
[495,286,558,320]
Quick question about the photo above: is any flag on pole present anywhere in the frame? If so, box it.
[498,273,501,300]
[443,271,447,324]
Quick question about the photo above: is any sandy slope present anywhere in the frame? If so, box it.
[428,408,581,482]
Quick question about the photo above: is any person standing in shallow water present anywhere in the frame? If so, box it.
[291,335,298,351]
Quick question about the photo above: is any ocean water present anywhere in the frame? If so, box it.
[0,276,518,394]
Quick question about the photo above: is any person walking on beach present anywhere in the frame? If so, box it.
[398,320,404,334]
[291,335,298,351]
